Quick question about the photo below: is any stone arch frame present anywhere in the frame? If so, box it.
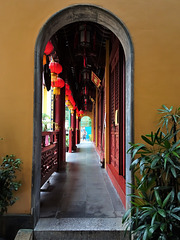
[33,4,134,225]
[81,116,92,140]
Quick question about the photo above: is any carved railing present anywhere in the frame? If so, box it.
[41,131,59,186]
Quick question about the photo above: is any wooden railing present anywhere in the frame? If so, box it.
[41,131,59,187]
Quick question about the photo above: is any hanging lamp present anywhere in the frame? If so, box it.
[44,41,54,55]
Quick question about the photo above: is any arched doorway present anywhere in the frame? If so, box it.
[33,4,134,225]
[81,116,92,142]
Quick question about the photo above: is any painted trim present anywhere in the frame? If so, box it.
[106,164,126,208]
[33,4,134,225]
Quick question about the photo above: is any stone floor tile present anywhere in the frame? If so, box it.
[40,142,125,218]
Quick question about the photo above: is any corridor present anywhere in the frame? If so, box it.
[40,142,125,218]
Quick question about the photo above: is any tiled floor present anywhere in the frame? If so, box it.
[40,142,125,218]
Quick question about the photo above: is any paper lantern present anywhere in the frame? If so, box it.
[44,41,54,55]
[55,78,65,88]
[65,89,71,96]
[79,110,84,117]
[51,73,57,87]
[49,61,62,74]
[65,83,70,89]
[79,110,84,114]
[58,78,65,88]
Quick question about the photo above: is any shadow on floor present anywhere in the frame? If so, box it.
[40,142,125,219]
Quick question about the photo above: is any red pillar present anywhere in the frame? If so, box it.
[76,115,80,144]
[55,87,66,170]
[69,128,73,153]
[72,110,76,150]
[69,109,76,152]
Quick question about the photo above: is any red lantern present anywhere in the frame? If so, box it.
[51,80,55,88]
[79,110,84,115]
[49,61,62,74]
[65,89,71,96]
[55,78,65,88]
[68,95,73,102]
[44,41,54,55]
[65,83,70,89]
[72,100,75,106]
[56,63,63,74]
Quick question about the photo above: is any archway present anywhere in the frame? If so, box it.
[33,4,134,225]
[81,116,92,142]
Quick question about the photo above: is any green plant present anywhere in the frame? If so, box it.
[122,105,180,240]
[89,134,92,141]
[42,113,51,131]
[66,134,69,147]
[0,155,22,215]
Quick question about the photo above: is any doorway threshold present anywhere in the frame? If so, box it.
[36,143,129,239]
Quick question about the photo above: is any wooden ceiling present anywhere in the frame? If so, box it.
[51,21,112,111]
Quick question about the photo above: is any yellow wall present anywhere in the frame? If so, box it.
[1,0,180,214]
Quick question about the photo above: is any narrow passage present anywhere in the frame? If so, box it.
[40,142,125,218]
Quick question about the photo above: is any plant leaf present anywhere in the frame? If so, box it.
[170,167,177,178]
[141,135,154,146]
[162,191,172,208]
[122,208,132,223]
[171,213,180,221]
[143,228,148,240]
[151,156,161,169]
[132,144,146,158]
[171,207,180,213]
[155,190,162,206]
[151,212,157,226]
[160,223,166,232]
[177,192,180,203]
[158,209,166,218]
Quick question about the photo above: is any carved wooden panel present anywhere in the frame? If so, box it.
[110,70,115,123]
[41,132,59,186]
[109,39,120,174]
[115,63,119,110]
[41,144,58,186]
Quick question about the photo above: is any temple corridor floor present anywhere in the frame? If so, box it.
[40,142,125,218]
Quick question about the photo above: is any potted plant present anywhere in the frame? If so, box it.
[0,155,22,215]
[123,105,180,240]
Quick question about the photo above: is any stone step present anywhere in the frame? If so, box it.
[14,229,33,240]
[34,218,130,240]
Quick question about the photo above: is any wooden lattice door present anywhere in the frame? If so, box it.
[109,39,125,177]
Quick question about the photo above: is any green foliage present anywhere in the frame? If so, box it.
[89,134,92,141]
[81,116,92,127]
[0,155,22,215]
[66,134,69,147]
[122,105,180,240]
[42,113,51,131]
